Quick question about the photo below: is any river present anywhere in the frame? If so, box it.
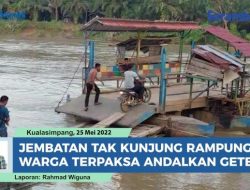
[0,39,249,190]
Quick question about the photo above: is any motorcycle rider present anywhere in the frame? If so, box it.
[123,59,144,101]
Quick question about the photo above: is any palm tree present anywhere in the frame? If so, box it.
[87,0,101,12]
[179,0,208,21]
[0,0,10,12]
[47,0,63,21]
[123,0,161,20]
[98,0,129,18]
[155,0,182,21]
[62,0,89,23]
[17,0,47,21]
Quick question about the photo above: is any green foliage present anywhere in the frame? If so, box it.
[245,33,250,41]
[0,0,9,10]
[229,23,241,36]
[0,0,249,25]
[0,20,30,32]
[185,30,204,44]
[1,0,250,41]
[62,0,88,23]
[36,20,62,31]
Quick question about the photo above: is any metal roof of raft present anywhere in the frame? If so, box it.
[187,45,244,81]
[82,16,200,32]
[116,38,172,53]
[205,26,250,57]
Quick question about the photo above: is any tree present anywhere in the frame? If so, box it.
[17,0,47,21]
[0,0,10,12]
[62,0,89,23]
[47,0,63,21]
[94,0,130,18]
[158,0,181,20]
[208,0,235,29]
[179,0,208,21]
[124,0,161,20]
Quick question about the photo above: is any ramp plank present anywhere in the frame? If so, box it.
[130,124,164,137]
[71,122,87,128]
[92,112,125,128]
[55,95,156,128]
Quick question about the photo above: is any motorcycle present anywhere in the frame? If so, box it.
[119,83,151,112]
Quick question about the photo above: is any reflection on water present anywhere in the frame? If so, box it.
[1,39,250,190]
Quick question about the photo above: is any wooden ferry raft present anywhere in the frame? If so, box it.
[144,115,215,137]
[56,95,156,128]
[57,18,250,137]
[56,83,220,129]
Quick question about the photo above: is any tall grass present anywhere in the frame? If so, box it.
[0,20,31,33]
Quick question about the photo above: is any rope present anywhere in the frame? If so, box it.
[56,23,99,108]
[56,56,84,108]
[56,23,105,108]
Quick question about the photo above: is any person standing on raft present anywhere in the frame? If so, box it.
[84,63,103,111]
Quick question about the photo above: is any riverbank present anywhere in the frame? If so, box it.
[0,20,209,43]
[0,20,82,41]
[0,20,133,44]
[0,20,249,47]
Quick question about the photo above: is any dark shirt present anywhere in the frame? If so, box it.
[0,106,9,129]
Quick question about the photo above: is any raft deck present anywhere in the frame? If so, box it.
[56,84,220,128]
[56,95,156,128]
[102,86,213,112]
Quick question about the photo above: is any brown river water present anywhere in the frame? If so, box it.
[0,39,250,190]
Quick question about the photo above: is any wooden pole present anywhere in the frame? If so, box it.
[191,40,196,49]
[189,77,193,108]
[207,80,210,97]
[235,79,239,100]
[178,31,184,83]
[226,84,229,97]
[136,32,141,71]
[240,57,247,97]
[221,79,224,94]
[231,80,234,99]
[159,47,167,113]
[89,41,95,69]
[83,31,88,94]
[240,64,245,97]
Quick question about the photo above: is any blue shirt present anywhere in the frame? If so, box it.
[0,106,9,129]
